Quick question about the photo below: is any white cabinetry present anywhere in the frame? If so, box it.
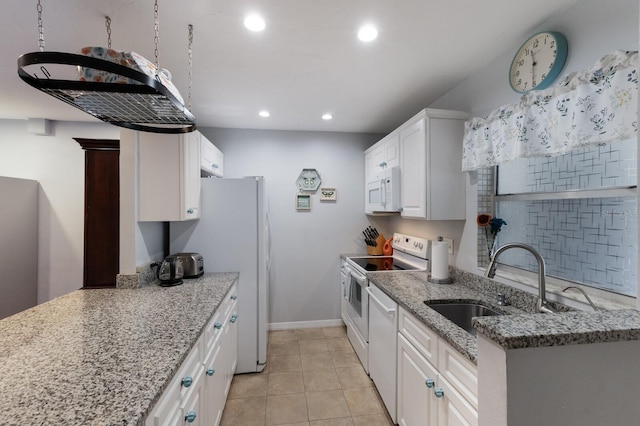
[200,136,224,177]
[147,284,238,426]
[139,131,201,221]
[399,109,468,220]
[397,307,478,426]
[365,132,400,179]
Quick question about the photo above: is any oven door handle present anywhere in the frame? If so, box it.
[347,266,367,285]
[365,287,395,315]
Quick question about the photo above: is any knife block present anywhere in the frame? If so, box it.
[366,235,386,256]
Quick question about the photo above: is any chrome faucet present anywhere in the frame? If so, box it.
[485,243,555,314]
[562,286,601,311]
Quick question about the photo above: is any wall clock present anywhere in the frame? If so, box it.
[509,31,568,93]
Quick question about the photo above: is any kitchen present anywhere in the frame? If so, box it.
[1,0,639,425]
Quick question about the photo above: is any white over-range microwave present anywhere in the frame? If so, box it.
[365,166,401,213]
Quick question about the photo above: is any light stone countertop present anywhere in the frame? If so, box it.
[366,266,640,364]
[0,272,238,426]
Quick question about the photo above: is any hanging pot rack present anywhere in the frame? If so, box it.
[17,1,197,134]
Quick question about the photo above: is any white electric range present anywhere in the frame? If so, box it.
[340,233,429,373]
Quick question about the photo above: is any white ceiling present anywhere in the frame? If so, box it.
[1,0,580,134]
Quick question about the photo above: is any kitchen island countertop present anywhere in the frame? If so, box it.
[0,272,238,426]
[367,267,640,364]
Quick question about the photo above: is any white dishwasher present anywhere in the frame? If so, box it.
[366,283,398,423]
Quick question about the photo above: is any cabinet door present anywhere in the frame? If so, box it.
[139,131,201,221]
[181,131,201,220]
[383,132,400,169]
[397,333,437,426]
[146,382,182,426]
[400,117,427,219]
[435,376,478,426]
[203,342,225,426]
[201,137,224,177]
[181,369,205,426]
[227,303,238,388]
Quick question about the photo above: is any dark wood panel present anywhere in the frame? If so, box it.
[80,141,119,288]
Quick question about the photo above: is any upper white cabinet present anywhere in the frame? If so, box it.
[400,109,468,220]
[138,131,202,222]
[364,109,467,219]
[365,131,400,178]
[201,135,224,177]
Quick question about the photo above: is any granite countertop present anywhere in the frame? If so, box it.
[0,272,238,426]
[367,267,640,364]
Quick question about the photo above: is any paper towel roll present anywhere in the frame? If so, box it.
[431,241,449,280]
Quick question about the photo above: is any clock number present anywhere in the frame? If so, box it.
[541,73,546,80]
[550,40,555,48]
[519,59,525,66]
[532,79,537,87]
[533,39,539,48]
[524,48,530,56]
[515,70,520,77]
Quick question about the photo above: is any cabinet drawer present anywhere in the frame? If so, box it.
[204,285,237,351]
[438,339,478,409]
[399,306,438,366]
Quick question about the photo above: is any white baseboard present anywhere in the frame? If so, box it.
[268,319,345,331]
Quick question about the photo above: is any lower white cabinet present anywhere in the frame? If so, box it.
[147,284,238,426]
[396,307,478,426]
[397,333,438,426]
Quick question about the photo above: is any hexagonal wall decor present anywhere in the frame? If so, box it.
[296,168,322,192]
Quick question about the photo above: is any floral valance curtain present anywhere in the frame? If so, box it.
[462,50,638,172]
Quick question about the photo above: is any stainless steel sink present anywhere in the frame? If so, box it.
[424,301,502,336]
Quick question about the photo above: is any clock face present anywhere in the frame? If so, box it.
[509,31,568,93]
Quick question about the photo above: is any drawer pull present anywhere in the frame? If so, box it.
[230,313,238,323]
[434,387,444,398]
[425,378,435,388]
[185,411,197,423]
[206,367,215,376]
[230,294,238,300]
[214,322,223,330]
[181,376,193,388]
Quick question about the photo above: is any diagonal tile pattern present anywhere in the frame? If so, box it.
[221,326,394,426]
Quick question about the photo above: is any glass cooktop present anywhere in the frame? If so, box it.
[349,256,423,272]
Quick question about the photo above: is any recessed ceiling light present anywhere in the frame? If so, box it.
[357,25,378,42]
[322,114,333,120]
[259,110,270,118]
[244,14,266,32]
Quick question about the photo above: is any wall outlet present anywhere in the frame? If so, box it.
[442,237,454,255]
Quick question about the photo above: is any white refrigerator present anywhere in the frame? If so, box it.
[170,177,269,373]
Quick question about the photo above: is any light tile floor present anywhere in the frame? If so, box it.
[221,326,395,426]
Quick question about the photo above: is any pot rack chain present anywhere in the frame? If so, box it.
[188,24,193,109]
[37,0,44,52]
[153,0,160,75]
[105,16,112,49]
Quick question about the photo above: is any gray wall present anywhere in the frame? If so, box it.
[424,0,638,274]
[200,127,381,325]
[0,177,38,319]
[0,119,120,303]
